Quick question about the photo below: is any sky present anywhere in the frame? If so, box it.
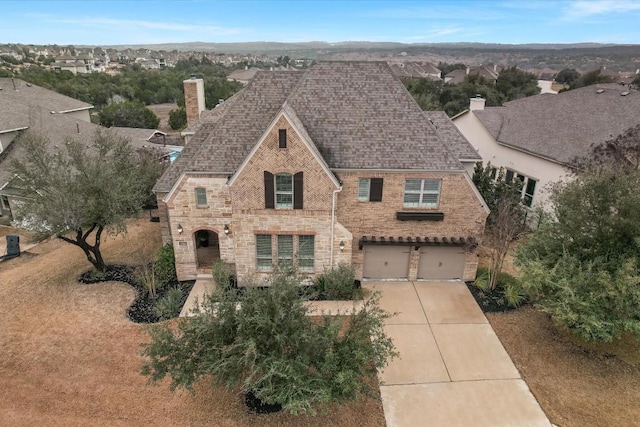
[2,0,640,46]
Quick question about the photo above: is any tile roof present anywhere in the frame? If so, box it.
[154,61,463,193]
[473,83,640,164]
[424,111,481,161]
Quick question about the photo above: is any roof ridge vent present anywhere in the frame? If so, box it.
[596,89,605,94]
[621,91,630,96]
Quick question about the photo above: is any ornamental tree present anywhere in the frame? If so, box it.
[9,129,162,271]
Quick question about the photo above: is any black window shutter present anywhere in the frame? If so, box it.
[370,178,383,202]
[264,171,274,209]
[293,172,303,209]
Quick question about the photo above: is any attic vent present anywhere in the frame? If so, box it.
[596,89,605,94]
[621,91,630,96]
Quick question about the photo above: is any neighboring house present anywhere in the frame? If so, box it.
[154,61,488,284]
[227,67,261,85]
[445,65,500,84]
[388,62,442,80]
[0,78,169,223]
[452,84,640,210]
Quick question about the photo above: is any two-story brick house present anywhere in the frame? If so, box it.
[154,62,488,284]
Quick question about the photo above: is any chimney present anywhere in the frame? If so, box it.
[466,66,470,75]
[493,64,497,72]
[183,76,205,127]
[469,95,486,111]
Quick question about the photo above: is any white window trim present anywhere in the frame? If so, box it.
[403,179,441,208]
[275,173,293,209]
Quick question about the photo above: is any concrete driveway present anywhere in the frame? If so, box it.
[364,281,551,427]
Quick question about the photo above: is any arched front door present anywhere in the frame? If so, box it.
[194,229,220,270]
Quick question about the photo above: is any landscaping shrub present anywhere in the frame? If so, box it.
[153,287,185,320]
[471,267,527,310]
[154,244,177,287]
[212,260,235,291]
[141,268,397,415]
[313,263,357,300]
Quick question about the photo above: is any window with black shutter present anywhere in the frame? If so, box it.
[357,178,383,202]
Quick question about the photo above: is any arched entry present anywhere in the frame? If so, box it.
[194,229,220,269]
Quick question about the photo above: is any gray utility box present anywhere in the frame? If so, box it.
[6,235,20,256]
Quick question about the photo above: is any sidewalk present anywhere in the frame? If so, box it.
[364,281,551,427]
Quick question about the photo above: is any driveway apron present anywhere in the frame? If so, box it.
[364,281,551,427]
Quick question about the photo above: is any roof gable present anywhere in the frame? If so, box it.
[154,61,463,193]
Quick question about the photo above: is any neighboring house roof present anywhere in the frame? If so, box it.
[388,62,441,79]
[0,115,170,189]
[0,78,93,114]
[424,111,481,161]
[472,83,640,165]
[227,67,260,82]
[110,127,166,142]
[156,61,463,193]
[445,66,500,84]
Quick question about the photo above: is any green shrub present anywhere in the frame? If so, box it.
[153,287,185,320]
[502,284,527,308]
[154,244,176,287]
[474,268,490,291]
[141,268,397,415]
[212,260,234,291]
[314,263,356,300]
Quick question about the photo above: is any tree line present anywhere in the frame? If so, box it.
[14,57,244,129]
[402,66,541,116]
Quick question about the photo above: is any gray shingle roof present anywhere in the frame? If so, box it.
[473,83,640,164]
[154,61,463,193]
[0,114,168,187]
[424,111,481,161]
[0,78,93,115]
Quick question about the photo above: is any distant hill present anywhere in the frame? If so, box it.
[95,41,640,71]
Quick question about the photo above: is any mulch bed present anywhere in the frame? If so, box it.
[79,264,195,323]
[465,281,525,313]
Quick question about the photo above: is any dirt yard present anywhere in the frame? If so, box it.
[0,219,385,426]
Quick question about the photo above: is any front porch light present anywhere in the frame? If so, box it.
[339,240,345,251]
[224,224,230,234]
[177,224,183,234]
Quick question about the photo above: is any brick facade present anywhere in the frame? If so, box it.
[162,115,486,283]
[183,78,205,128]
[335,171,487,281]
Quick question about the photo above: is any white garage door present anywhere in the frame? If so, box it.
[363,246,411,279]
[417,246,466,280]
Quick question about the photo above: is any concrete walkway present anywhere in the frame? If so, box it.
[364,281,551,427]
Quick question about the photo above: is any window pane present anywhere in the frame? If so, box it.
[275,173,293,208]
[422,193,439,206]
[423,179,441,192]
[404,193,420,205]
[298,235,314,271]
[256,235,272,270]
[277,235,293,266]
[195,188,207,206]
[405,179,422,192]
[505,170,514,183]
[358,178,370,201]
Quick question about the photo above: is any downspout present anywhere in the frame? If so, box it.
[329,186,343,268]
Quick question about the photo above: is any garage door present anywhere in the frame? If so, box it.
[363,246,411,279]
[417,247,466,280]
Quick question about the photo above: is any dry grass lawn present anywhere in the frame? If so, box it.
[478,238,640,427]
[0,219,385,426]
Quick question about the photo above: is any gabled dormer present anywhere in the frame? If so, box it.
[228,104,340,213]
